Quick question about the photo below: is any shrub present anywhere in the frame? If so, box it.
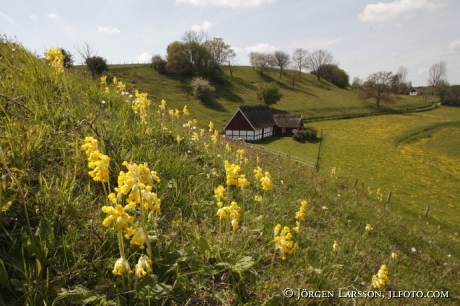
[85,56,108,78]
[151,54,167,74]
[293,126,318,142]
[190,77,215,101]
[257,81,283,106]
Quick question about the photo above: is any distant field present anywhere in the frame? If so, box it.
[105,64,436,129]
[259,106,460,231]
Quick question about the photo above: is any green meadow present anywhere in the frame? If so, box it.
[1,40,459,305]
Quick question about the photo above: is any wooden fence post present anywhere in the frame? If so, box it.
[424,205,430,217]
[315,129,323,172]
[353,178,359,188]
[387,191,392,203]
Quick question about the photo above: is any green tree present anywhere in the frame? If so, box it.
[321,64,349,88]
[190,77,215,101]
[60,48,74,68]
[257,82,283,105]
[362,71,393,107]
[85,56,108,79]
[151,54,167,74]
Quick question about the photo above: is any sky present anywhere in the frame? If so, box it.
[1,0,459,86]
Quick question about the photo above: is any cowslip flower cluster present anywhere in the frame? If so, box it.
[117,81,126,91]
[260,172,273,191]
[135,254,153,279]
[365,223,374,232]
[132,90,151,124]
[236,149,245,161]
[216,201,241,231]
[81,137,110,183]
[293,200,307,233]
[391,252,398,259]
[158,99,167,114]
[214,184,227,206]
[100,75,107,86]
[333,240,339,252]
[183,105,190,116]
[112,256,133,276]
[210,130,219,144]
[371,265,389,289]
[226,143,232,153]
[331,167,338,179]
[102,161,161,249]
[274,224,294,260]
[45,47,64,73]
[209,121,215,132]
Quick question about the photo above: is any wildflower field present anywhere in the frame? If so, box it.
[0,38,459,305]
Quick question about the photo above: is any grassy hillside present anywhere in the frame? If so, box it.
[1,39,458,305]
[106,64,436,129]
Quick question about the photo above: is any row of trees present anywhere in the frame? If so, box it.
[152,31,238,81]
[248,48,349,88]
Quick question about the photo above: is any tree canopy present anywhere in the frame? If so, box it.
[256,82,283,105]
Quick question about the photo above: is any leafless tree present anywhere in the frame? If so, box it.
[74,42,97,65]
[273,51,290,78]
[362,71,394,107]
[181,30,208,44]
[203,37,233,67]
[351,77,363,90]
[225,49,238,77]
[286,66,301,88]
[292,48,308,75]
[427,61,447,95]
[303,49,336,81]
[248,52,275,74]
[397,66,409,84]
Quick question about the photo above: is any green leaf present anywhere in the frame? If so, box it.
[58,285,106,305]
[196,236,211,258]
[262,295,281,306]
[21,227,42,259]
[161,252,182,265]
[135,275,172,299]
[0,259,11,289]
[233,256,254,274]
[10,278,23,292]
[35,217,55,249]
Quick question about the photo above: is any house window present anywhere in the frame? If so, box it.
[282,127,286,133]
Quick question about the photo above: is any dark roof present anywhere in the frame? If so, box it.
[273,113,303,128]
[237,105,276,129]
[410,88,422,92]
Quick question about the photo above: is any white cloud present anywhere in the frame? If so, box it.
[98,26,121,34]
[306,36,349,49]
[418,68,427,74]
[29,15,37,20]
[231,47,243,53]
[0,11,18,25]
[176,0,276,8]
[137,52,152,63]
[245,43,277,53]
[391,52,398,57]
[449,40,460,53]
[358,0,449,22]
[393,22,403,28]
[47,13,58,19]
[191,20,212,32]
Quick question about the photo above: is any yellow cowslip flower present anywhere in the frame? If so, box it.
[274,224,294,260]
[209,121,214,132]
[183,105,190,116]
[174,109,180,118]
[256,156,260,164]
[333,240,338,252]
[112,256,133,276]
[211,130,219,144]
[216,207,228,220]
[231,219,239,231]
[81,137,110,182]
[224,160,241,186]
[100,75,107,86]
[105,87,109,93]
[159,99,167,113]
[191,132,199,141]
[200,129,205,136]
[330,167,337,179]
[226,143,232,152]
[260,174,272,191]
[214,185,226,202]
[176,135,183,143]
[113,77,118,84]
[372,265,389,289]
[254,195,262,202]
[101,204,135,232]
[391,252,398,259]
[132,90,151,124]
[117,81,126,91]
[236,149,245,160]
[368,187,372,195]
[237,175,250,190]
[128,228,149,249]
[254,166,263,180]
[365,223,374,232]
[135,255,153,279]
[45,47,64,73]
[322,206,328,210]
[293,220,300,233]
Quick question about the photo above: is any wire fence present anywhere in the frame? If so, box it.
[252,145,317,169]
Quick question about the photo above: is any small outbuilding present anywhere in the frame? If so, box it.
[273,113,303,137]
[409,88,423,96]
[224,105,276,141]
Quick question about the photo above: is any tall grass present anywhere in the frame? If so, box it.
[0,37,458,305]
